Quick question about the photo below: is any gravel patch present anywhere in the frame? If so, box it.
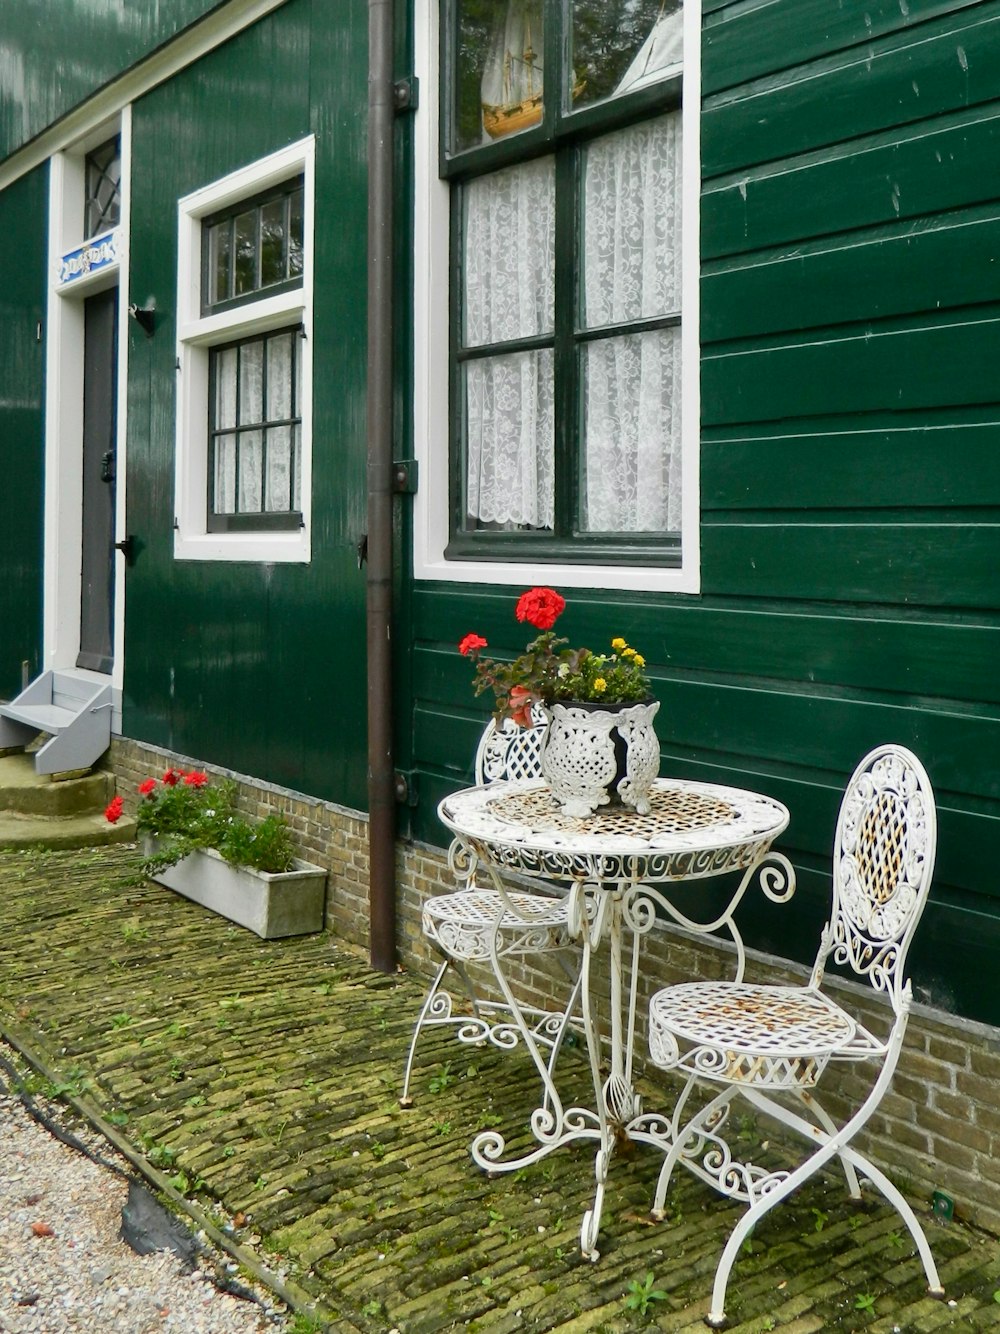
[0,1084,290,1334]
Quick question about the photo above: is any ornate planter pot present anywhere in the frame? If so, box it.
[143,840,327,939]
[541,698,660,818]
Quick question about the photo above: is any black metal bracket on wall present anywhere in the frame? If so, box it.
[392,460,418,494]
[393,77,419,113]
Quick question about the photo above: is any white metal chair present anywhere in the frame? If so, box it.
[401,706,582,1107]
[647,744,942,1327]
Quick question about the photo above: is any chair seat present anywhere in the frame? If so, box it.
[423,888,570,962]
[649,981,879,1088]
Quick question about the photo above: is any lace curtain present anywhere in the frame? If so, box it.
[582,111,682,532]
[462,18,682,534]
[464,157,556,528]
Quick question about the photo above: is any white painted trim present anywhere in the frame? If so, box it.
[0,0,291,193]
[42,113,132,726]
[410,0,702,596]
[174,137,314,564]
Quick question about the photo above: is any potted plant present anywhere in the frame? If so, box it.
[459,587,660,817]
[105,769,327,938]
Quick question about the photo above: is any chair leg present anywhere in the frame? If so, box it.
[798,1088,861,1199]
[401,957,483,1106]
[651,1081,738,1218]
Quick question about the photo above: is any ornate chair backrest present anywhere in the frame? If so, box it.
[816,744,936,1014]
[474,704,548,785]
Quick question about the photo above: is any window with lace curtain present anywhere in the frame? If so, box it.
[174,139,313,562]
[444,0,683,562]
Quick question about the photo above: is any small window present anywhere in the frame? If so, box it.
[208,326,304,531]
[202,178,304,313]
[85,137,121,238]
[174,139,314,562]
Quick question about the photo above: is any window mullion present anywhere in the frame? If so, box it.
[449,183,466,540]
[552,146,578,540]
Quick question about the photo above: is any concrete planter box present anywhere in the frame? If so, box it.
[146,841,327,938]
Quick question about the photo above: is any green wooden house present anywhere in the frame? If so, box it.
[2,0,1000,1225]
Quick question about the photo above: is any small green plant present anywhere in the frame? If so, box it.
[854,1292,876,1312]
[371,1142,387,1160]
[107,1110,129,1127]
[432,1120,452,1136]
[361,1299,383,1317]
[810,1206,829,1233]
[428,1062,454,1094]
[120,917,148,944]
[148,1144,178,1168]
[289,1316,324,1334]
[624,1272,667,1316]
[887,1230,906,1249]
[253,1174,268,1191]
[110,1012,133,1029]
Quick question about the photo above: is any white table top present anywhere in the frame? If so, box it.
[438,777,790,885]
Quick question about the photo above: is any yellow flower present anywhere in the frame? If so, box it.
[633,654,645,667]
[592,677,607,693]
[622,647,636,659]
[611,637,626,651]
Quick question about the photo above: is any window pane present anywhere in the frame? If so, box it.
[260,197,286,288]
[464,348,554,530]
[85,138,121,237]
[288,188,304,277]
[454,0,544,152]
[234,209,257,296]
[212,434,237,514]
[572,0,682,109]
[581,328,681,532]
[292,423,302,510]
[267,332,293,420]
[238,339,264,425]
[209,222,232,306]
[464,157,555,347]
[237,430,264,512]
[214,345,238,429]
[583,112,681,328]
[265,425,292,511]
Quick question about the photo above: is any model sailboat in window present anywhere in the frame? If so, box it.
[480,3,545,139]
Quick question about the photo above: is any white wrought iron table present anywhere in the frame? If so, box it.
[437,775,795,1258]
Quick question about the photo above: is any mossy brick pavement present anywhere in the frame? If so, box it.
[1,845,999,1333]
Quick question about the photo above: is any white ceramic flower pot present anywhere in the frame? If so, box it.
[143,840,327,938]
[541,698,661,818]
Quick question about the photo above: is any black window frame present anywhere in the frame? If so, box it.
[84,136,122,239]
[201,176,305,317]
[206,324,305,533]
[442,0,683,566]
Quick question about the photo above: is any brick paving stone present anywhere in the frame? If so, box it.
[0,845,998,1332]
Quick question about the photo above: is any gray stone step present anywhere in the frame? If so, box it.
[0,810,137,851]
[0,754,114,817]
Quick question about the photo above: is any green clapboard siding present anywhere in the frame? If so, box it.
[123,0,370,810]
[0,167,45,698]
[406,0,1000,1026]
[0,1,225,162]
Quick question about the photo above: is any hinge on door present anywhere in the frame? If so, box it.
[392,460,418,495]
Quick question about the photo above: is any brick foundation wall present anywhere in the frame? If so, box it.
[105,739,1000,1235]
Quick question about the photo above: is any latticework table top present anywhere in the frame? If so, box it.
[438,778,790,884]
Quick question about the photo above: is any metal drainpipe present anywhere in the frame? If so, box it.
[366,0,396,973]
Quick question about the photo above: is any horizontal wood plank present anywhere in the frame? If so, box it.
[703,520,1000,608]
[702,415,1000,510]
[702,308,1000,424]
[702,205,1000,343]
[702,0,984,96]
[702,8,1000,176]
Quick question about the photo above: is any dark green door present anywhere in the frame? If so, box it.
[78,287,118,673]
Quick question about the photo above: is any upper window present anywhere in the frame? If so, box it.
[202,178,304,313]
[443,0,683,565]
[174,139,314,563]
[85,137,121,238]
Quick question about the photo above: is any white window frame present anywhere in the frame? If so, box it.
[174,136,315,562]
[411,0,701,595]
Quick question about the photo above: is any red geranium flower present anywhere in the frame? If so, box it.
[162,768,181,786]
[183,771,209,787]
[458,633,488,657]
[515,586,565,632]
[138,778,157,795]
[507,685,535,729]
[104,795,124,824]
